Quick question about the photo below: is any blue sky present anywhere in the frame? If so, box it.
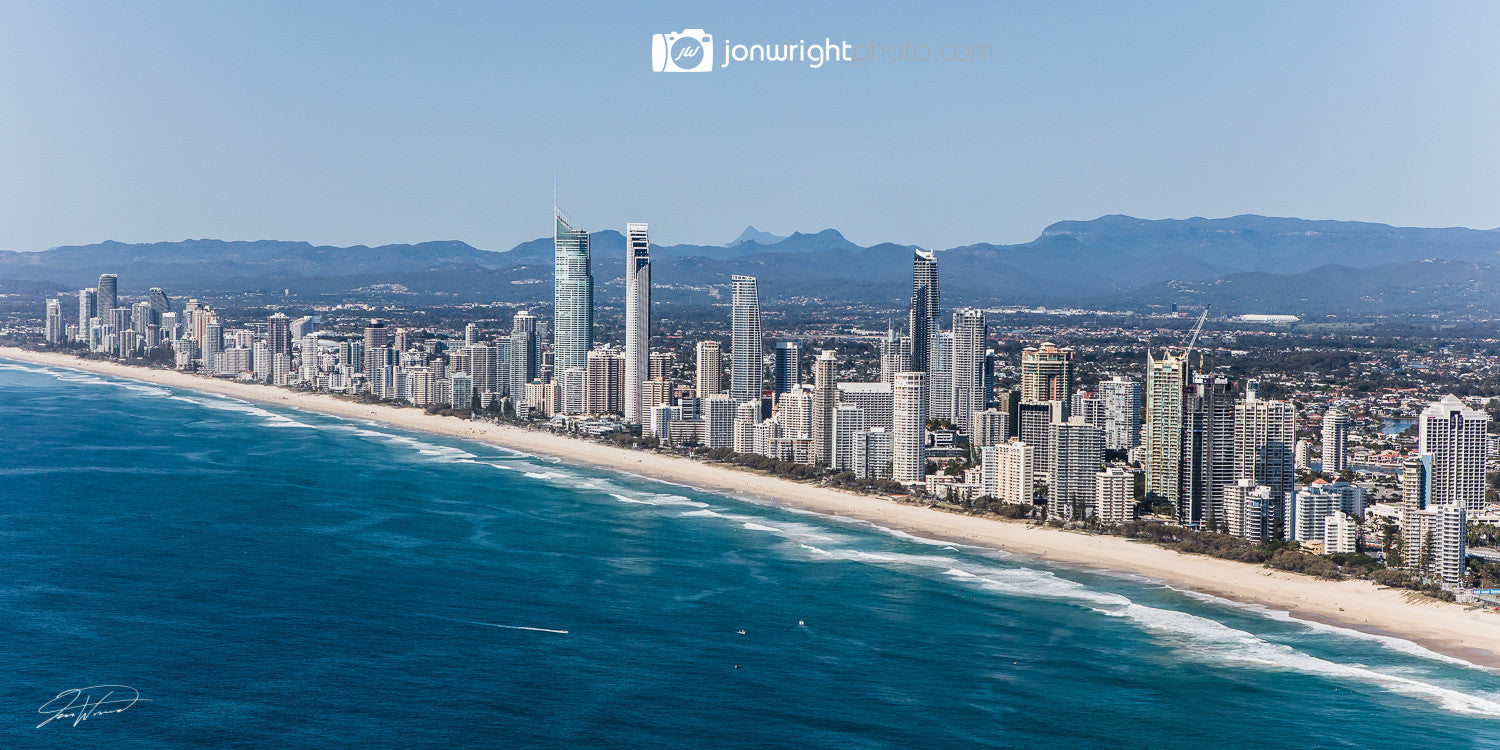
[3,1,1498,252]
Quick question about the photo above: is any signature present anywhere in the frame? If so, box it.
[37,685,149,728]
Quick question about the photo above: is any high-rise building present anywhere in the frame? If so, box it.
[972,408,1009,448]
[1070,390,1105,431]
[97,273,118,314]
[558,367,587,415]
[649,351,673,382]
[267,313,292,355]
[695,341,722,397]
[76,288,97,342]
[509,311,539,412]
[1234,394,1296,525]
[892,371,927,486]
[1095,466,1136,524]
[837,382,893,431]
[1017,400,1064,480]
[148,287,171,318]
[879,324,910,384]
[1144,351,1188,511]
[1049,417,1105,520]
[950,308,987,436]
[1321,408,1350,473]
[1100,376,1143,450]
[831,404,864,472]
[464,323,480,346]
[1407,504,1467,589]
[1418,394,1489,512]
[363,322,391,382]
[773,340,802,395]
[1182,373,1236,530]
[810,350,838,465]
[909,250,939,377]
[980,440,1033,505]
[730,275,762,402]
[930,330,953,421]
[553,213,593,373]
[1020,343,1074,403]
[851,427,894,480]
[1225,480,1277,542]
[623,222,651,423]
[702,394,737,449]
[44,298,64,343]
[585,348,625,415]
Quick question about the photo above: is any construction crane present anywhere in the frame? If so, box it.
[1182,305,1211,363]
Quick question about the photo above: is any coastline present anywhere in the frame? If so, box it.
[5,346,1500,668]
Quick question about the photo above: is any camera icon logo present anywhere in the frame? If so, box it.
[652,29,713,72]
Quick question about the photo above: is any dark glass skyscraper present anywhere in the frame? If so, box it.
[773,340,801,395]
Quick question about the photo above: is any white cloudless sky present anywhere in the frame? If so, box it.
[2,1,1497,252]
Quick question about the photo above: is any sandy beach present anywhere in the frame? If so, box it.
[5,345,1499,667]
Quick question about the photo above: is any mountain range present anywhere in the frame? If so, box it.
[4,215,1500,315]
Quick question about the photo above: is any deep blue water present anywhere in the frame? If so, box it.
[2,358,1499,749]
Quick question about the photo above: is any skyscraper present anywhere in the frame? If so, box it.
[909,250,939,375]
[1418,395,1489,512]
[623,222,651,422]
[773,340,801,395]
[553,212,593,373]
[267,313,292,355]
[1234,394,1296,508]
[44,298,64,343]
[1321,408,1349,474]
[1049,417,1105,520]
[892,371,927,486]
[510,311,539,413]
[811,350,837,465]
[879,324,910,384]
[695,341,722,397]
[1020,343,1074,403]
[1182,373,1236,530]
[1099,376,1142,451]
[148,287,171,318]
[1144,351,1188,511]
[77,288,97,341]
[97,273,118,314]
[730,275,762,402]
[950,308,987,436]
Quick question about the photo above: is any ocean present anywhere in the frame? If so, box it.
[2,358,1498,749]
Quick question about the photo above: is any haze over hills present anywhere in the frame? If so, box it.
[4,215,1500,315]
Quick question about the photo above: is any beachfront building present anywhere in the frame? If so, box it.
[1049,417,1105,520]
[1224,480,1278,543]
[811,350,838,465]
[837,382,893,431]
[1406,503,1467,589]
[1095,466,1136,524]
[980,439,1033,505]
[1144,351,1188,512]
[892,371,927,487]
[909,250,940,386]
[851,427,893,480]
[730,275,762,402]
[949,308,986,436]
[553,212,593,374]
[831,404,864,472]
[1418,395,1490,512]
[623,222,651,423]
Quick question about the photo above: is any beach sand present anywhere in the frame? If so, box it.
[6,346,1499,667]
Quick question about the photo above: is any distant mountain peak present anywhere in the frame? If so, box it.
[727,226,788,247]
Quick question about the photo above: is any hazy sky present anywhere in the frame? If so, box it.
[3,1,1498,252]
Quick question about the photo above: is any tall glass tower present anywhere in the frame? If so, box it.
[553,213,593,374]
[623,223,651,422]
[730,275,762,402]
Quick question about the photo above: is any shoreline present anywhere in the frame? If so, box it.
[5,346,1500,669]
